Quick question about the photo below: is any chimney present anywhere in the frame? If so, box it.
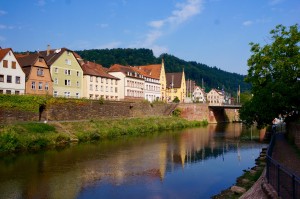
[47,44,50,56]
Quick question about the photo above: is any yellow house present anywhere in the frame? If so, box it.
[166,69,186,103]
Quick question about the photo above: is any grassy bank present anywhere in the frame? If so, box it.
[0,117,208,155]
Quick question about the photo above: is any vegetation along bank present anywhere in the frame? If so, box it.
[0,117,208,156]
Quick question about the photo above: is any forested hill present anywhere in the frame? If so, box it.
[75,48,251,94]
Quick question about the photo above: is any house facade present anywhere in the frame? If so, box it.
[16,53,53,95]
[108,64,144,100]
[135,60,166,101]
[40,47,83,98]
[192,86,206,103]
[133,66,161,102]
[81,61,120,100]
[207,89,224,105]
[0,48,25,95]
[166,70,186,103]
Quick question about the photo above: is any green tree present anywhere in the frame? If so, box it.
[240,24,300,128]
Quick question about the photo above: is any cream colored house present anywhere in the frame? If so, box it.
[108,64,144,100]
[0,48,25,95]
[40,46,83,98]
[133,66,161,102]
[166,70,186,103]
[81,61,120,100]
[207,89,224,105]
[135,60,166,101]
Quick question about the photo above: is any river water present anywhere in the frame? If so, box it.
[0,123,267,199]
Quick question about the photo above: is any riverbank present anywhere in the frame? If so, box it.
[0,116,208,156]
[211,147,268,199]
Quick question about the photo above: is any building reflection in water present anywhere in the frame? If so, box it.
[0,124,265,199]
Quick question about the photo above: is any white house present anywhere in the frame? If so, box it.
[0,48,25,94]
[108,64,144,100]
[193,86,206,103]
[81,61,120,100]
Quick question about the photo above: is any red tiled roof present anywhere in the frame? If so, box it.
[166,72,183,88]
[39,47,77,66]
[0,48,12,62]
[108,64,144,80]
[134,64,162,79]
[81,61,119,79]
[16,53,40,67]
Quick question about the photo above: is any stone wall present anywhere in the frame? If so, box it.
[0,109,39,123]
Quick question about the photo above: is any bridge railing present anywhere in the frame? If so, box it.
[266,131,300,199]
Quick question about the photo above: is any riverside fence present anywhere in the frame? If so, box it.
[266,131,300,199]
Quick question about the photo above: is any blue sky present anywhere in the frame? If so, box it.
[0,0,299,74]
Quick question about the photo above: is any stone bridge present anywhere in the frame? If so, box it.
[178,103,241,123]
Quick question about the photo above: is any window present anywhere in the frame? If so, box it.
[31,81,36,89]
[106,79,108,84]
[54,78,58,85]
[3,60,8,68]
[77,71,80,76]
[115,80,118,85]
[12,61,16,69]
[67,51,71,56]
[106,86,108,92]
[110,87,113,92]
[54,68,58,73]
[6,90,11,94]
[65,59,71,65]
[0,74,4,82]
[111,79,113,85]
[45,83,49,90]
[37,68,44,76]
[65,79,71,86]
[7,75,12,83]
[0,90,3,94]
[64,91,70,98]
[75,93,80,98]
[89,84,93,91]
[38,57,43,62]
[101,85,103,91]
[95,85,98,91]
[53,91,58,97]
[101,78,103,83]
[15,76,20,84]
[90,76,93,82]
[115,87,118,93]
[15,91,20,95]
[76,81,79,87]
[96,77,98,83]
[38,82,43,90]
[65,69,71,75]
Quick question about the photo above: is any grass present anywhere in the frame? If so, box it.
[0,117,208,155]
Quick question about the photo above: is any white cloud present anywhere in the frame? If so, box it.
[0,10,7,16]
[242,20,253,26]
[269,0,284,5]
[0,24,14,30]
[97,23,108,28]
[151,45,168,57]
[37,0,46,6]
[99,41,122,49]
[148,20,165,28]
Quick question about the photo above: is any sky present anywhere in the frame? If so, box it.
[0,0,299,75]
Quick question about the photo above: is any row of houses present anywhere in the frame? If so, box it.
[0,46,187,103]
[0,46,231,105]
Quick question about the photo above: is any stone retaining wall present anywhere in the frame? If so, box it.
[287,122,300,149]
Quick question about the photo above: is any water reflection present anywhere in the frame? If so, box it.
[0,124,266,199]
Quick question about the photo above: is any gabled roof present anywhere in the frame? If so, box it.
[39,47,75,66]
[134,64,162,79]
[81,61,119,79]
[209,88,224,96]
[0,48,12,62]
[108,64,144,80]
[132,66,159,80]
[16,53,40,67]
[166,72,183,89]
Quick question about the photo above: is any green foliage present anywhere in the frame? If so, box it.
[240,92,252,104]
[240,24,300,128]
[75,48,250,95]
[0,94,47,112]
[172,96,180,103]
[172,108,182,117]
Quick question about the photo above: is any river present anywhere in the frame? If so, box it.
[0,123,267,199]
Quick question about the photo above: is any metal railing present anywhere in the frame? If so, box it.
[266,132,300,199]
